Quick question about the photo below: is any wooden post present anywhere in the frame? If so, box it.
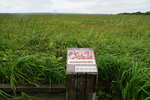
[66,48,98,100]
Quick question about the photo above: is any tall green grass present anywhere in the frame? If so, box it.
[0,14,150,99]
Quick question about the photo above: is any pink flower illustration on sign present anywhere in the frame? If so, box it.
[68,49,94,60]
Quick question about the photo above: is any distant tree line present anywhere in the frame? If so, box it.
[118,11,150,15]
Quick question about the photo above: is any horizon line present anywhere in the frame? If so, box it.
[0,12,115,15]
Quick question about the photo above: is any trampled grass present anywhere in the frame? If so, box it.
[0,14,150,100]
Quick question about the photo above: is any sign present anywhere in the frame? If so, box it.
[66,48,98,100]
[67,48,97,73]
[67,49,95,64]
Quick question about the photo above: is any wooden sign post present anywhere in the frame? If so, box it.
[66,48,98,100]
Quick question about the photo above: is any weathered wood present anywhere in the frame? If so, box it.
[77,74,86,92]
[66,92,76,100]
[76,93,85,100]
[66,74,77,92]
[86,75,97,92]
[0,84,66,93]
[85,93,96,100]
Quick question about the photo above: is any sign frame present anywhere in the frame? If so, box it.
[66,48,98,74]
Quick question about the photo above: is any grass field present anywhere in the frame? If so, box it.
[0,14,150,100]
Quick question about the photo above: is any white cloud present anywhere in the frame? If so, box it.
[0,0,149,14]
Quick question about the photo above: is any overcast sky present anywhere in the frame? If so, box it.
[0,0,150,14]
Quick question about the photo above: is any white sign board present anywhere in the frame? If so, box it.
[67,48,97,73]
